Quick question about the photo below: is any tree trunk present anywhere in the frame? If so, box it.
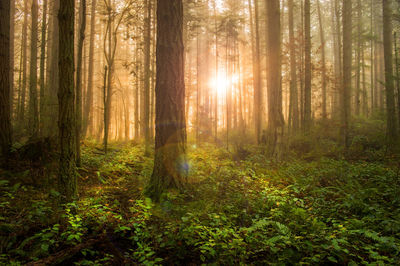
[0,0,12,158]
[288,0,299,133]
[10,0,14,119]
[253,0,262,144]
[266,0,284,158]
[18,0,29,128]
[395,33,400,131]
[382,0,398,142]
[39,0,48,135]
[83,0,97,137]
[47,0,60,136]
[354,0,362,116]
[75,0,86,166]
[143,0,152,155]
[317,0,327,121]
[58,0,77,203]
[342,0,352,148]
[303,0,311,131]
[29,0,39,138]
[146,0,187,201]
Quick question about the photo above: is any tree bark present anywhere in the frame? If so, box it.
[288,0,299,133]
[303,0,312,131]
[266,0,284,157]
[317,0,327,121]
[76,0,86,166]
[382,0,398,142]
[29,0,39,138]
[0,0,12,158]
[342,0,352,148]
[146,0,187,201]
[253,0,262,144]
[39,0,48,135]
[58,0,77,203]
[83,0,97,137]
[143,0,152,155]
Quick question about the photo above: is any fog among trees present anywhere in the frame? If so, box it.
[1,0,400,264]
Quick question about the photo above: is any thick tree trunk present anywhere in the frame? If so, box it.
[382,0,398,142]
[146,0,187,201]
[266,0,284,157]
[47,0,60,136]
[58,0,77,202]
[0,0,12,158]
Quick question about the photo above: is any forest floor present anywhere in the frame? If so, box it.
[1,132,400,265]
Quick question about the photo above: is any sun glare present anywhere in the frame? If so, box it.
[210,76,229,95]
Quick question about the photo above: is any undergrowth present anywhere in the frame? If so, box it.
[1,139,399,265]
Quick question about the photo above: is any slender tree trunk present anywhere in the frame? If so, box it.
[317,0,327,121]
[10,0,14,119]
[354,0,362,116]
[83,0,97,137]
[39,0,48,135]
[134,41,140,140]
[303,0,311,131]
[143,0,152,155]
[58,0,77,203]
[18,0,28,128]
[288,0,299,133]
[29,0,39,138]
[342,0,352,148]
[253,0,262,143]
[382,0,398,142]
[0,0,12,158]
[76,0,86,166]
[146,0,187,201]
[214,0,218,141]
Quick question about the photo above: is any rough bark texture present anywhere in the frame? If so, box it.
[382,0,398,142]
[58,0,77,203]
[146,0,187,201]
[0,0,12,158]
[342,0,352,148]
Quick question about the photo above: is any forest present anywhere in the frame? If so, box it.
[1,0,400,264]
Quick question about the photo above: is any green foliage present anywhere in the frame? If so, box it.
[1,141,399,264]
